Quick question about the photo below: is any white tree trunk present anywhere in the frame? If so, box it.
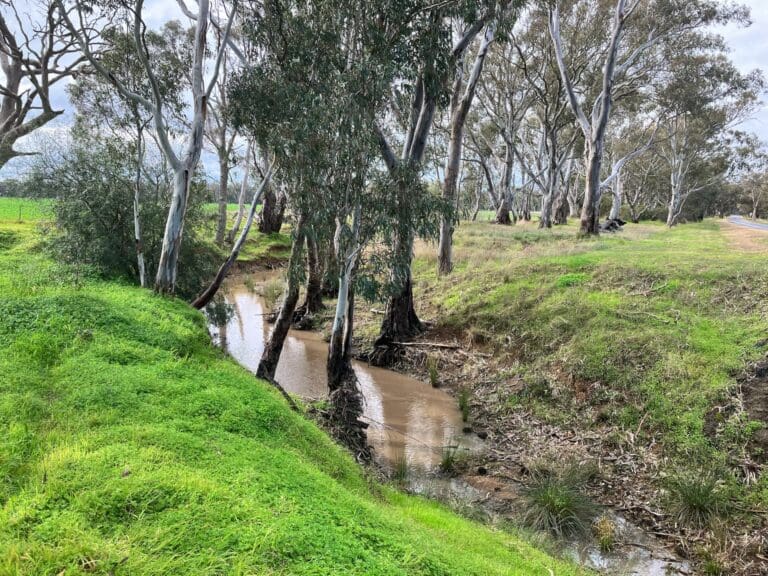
[438,22,496,275]
[609,168,624,220]
[228,140,252,243]
[133,127,146,288]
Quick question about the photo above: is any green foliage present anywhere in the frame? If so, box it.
[556,273,588,288]
[24,137,217,299]
[440,440,461,474]
[458,388,471,422]
[521,461,599,538]
[0,222,583,575]
[665,473,729,528]
[391,454,409,484]
[427,355,439,387]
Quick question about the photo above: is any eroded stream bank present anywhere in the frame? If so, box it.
[208,271,690,575]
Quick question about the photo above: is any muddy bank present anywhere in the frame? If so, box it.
[355,329,767,575]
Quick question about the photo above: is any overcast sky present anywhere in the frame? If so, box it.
[2,1,767,177]
[720,0,768,139]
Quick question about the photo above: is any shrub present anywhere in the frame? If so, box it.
[521,460,599,538]
[458,388,470,422]
[26,136,217,298]
[426,355,439,387]
[666,473,728,528]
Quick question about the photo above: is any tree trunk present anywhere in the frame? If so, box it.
[609,169,624,220]
[371,230,422,366]
[580,143,603,235]
[437,23,495,276]
[327,279,370,462]
[539,191,554,228]
[133,126,146,288]
[256,217,306,381]
[553,187,569,225]
[215,155,229,245]
[471,178,482,221]
[192,164,275,309]
[155,167,192,294]
[667,180,684,227]
[227,142,251,244]
[294,231,324,326]
[495,196,512,224]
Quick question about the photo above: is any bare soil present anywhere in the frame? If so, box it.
[719,221,768,253]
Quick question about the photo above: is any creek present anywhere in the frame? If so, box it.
[208,271,691,576]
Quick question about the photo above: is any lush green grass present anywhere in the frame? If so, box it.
[199,202,290,263]
[0,218,582,575]
[0,198,50,222]
[411,220,768,506]
[202,202,244,216]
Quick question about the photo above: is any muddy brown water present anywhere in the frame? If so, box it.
[209,272,691,576]
[208,273,482,472]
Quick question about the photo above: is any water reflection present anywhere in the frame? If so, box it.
[209,277,481,471]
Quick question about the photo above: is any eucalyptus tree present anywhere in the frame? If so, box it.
[58,0,236,293]
[623,151,664,222]
[226,139,253,242]
[436,1,520,274]
[231,0,427,449]
[548,0,736,235]
[371,1,511,360]
[205,47,239,246]
[512,6,577,229]
[730,134,768,220]
[653,34,762,226]
[0,1,88,170]
[474,42,532,224]
[67,23,187,287]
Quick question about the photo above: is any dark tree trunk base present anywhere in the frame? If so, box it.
[370,276,422,367]
[495,204,512,225]
[324,369,371,464]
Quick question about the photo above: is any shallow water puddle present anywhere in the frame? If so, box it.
[209,275,481,472]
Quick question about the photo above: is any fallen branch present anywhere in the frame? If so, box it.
[392,341,461,349]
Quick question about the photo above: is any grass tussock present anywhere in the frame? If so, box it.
[666,472,730,528]
[520,459,599,538]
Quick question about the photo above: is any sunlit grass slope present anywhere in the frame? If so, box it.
[0,213,582,575]
[413,220,768,481]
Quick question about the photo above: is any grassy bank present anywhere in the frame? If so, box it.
[0,206,582,575]
[370,219,768,571]
[412,221,768,460]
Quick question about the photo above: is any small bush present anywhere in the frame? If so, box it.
[392,453,409,484]
[259,277,284,309]
[440,439,469,474]
[521,460,599,538]
[458,388,470,422]
[28,136,217,298]
[593,514,616,552]
[666,473,728,528]
[426,355,439,387]
[556,273,588,288]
